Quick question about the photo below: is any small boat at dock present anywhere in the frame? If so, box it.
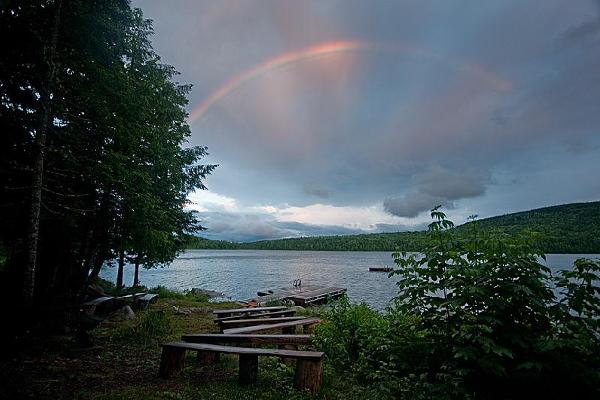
[368,267,394,272]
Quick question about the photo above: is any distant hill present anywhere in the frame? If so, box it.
[187,201,600,253]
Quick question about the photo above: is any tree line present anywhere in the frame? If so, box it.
[0,0,214,333]
[187,201,600,253]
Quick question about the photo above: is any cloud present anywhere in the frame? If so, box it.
[135,0,600,240]
[303,183,332,199]
[383,192,446,218]
[383,167,488,217]
[560,0,600,44]
[198,211,364,242]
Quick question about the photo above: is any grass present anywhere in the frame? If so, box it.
[0,297,386,400]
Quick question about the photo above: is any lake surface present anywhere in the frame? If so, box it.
[100,250,600,310]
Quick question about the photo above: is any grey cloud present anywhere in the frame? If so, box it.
[560,0,600,44]
[137,0,600,234]
[303,183,332,199]
[198,211,365,242]
[416,168,487,200]
[383,192,448,218]
[383,167,487,217]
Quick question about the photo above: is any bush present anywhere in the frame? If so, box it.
[148,285,209,303]
[314,297,454,398]
[317,208,600,399]
[391,207,600,398]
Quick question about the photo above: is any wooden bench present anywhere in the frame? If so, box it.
[159,341,323,392]
[182,333,312,346]
[81,296,115,316]
[214,309,296,323]
[213,306,287,318]
[182,333,312,364]
[137,293,159,309]
[223,317,321,335]
[218,316,306,331]
[117,292,145,304]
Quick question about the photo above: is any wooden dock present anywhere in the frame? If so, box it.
[245,285,347,307]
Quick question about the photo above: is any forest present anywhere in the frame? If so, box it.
[0,0,215,335]
[187,201,600,253]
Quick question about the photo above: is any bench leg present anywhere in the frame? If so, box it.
[238,354,258,385]
[303,323,318,334]
[294,358,323,393]
[282,326,295,334]
[197,350,220,364]
[159,347,186,378]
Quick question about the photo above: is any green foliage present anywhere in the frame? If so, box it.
[0,0,215,312]
[187,201,600,253]
[317,208,600,399]
[148,286,209,303]
[314,297,460,398]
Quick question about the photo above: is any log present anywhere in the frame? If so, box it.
[294,358,323,393]
[159,346,186,378]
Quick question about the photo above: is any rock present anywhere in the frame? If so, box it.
[108,305,135,321]
[173,306,191,315]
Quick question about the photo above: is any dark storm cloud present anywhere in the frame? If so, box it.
[383,167,488,217]
[561,0,600,44]
[135,0,600,240]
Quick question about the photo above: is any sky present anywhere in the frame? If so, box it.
[134,0,600,242]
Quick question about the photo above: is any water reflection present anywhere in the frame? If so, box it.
[99,250,599,311]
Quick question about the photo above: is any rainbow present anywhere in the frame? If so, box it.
[188,40,512,125]
[187,40,366,125]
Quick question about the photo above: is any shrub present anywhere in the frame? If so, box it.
[148,285,209,303]
[318,208,600,399]
[391,207,600,398]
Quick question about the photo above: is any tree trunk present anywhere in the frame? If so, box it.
[116,249,125,290]
[23,0,63,308]
[133,254,140,286]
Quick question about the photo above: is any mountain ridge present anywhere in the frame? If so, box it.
[187,201,600,253]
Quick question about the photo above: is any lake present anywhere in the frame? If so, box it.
[100,250,600,310]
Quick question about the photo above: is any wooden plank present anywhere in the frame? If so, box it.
[82,296,113,307]
[219,316,306,329]
[215,309,296,322]
[182,334,311,345]
[223,317,321,334]
[213,306,287,316]
[139,293,159,302]
[160,341,323,360]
